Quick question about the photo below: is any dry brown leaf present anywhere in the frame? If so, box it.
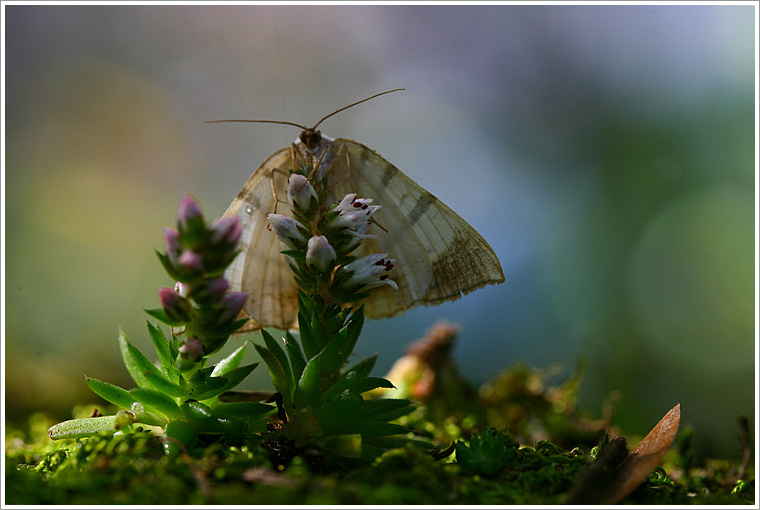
[603,403,681,504]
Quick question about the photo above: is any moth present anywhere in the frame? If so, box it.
[207,90,505,331]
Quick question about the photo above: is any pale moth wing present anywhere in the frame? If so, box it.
[222,133,505,332]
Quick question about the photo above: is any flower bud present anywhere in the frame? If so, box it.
[164,228,182,264]
[190,277,229,305]
[267,214,307,250]
[306,235,337,273]
[177,195,205,238]
[217,291,248,324]
[209,216,242,248]
[177,249,204,274]
[174,281,189,298]
[178,337,204,362]
[158,286,192,323]
[338,253,398,292]
[287,173,318,211]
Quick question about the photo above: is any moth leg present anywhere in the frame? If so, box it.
[269,166,290,216]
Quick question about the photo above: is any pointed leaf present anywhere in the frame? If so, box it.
[285,331,307,382]
[209,401,274,420]
[144,308,185,327]
[118,329,149,388]
[85,376,136,410]
[603,403,681,504]
[146,321,179,383]
[314,389,364,434]
[180,400,213,420]
[130,388,181,420]
[322,377,394,403]
[255,343,292,403]
[192,363,258,401]
[298,309,317,360]
[261,329,292,386]
[354,398,415,422]
[294,352,322,409]
[144,369,187,398]
[211,342,247,377]
[342,354,377,381]
[337,421,409,438]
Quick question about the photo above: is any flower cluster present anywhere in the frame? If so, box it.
[250,163,421,467]
[48,195,271,448]
[154,195,249,370]
[267,171,397,308]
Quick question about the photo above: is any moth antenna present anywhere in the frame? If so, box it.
[203,119,309,129]
[203,89,404,130]
[310,88,405,130]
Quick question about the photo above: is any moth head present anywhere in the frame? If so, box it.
[203,89,404,147]
[299,128,323,150]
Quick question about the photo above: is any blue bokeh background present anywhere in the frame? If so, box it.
[3,4,756,457]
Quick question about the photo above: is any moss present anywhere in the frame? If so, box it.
[5,362,754,505]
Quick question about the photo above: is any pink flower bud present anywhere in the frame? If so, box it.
[164,228,181,262]
[267,214,307,250]
[158,286,192,323]
[217,291,248,323]
[306,235,337,273]
[287,174,318,211]
[177,249,203,273]
[339,253,398,292]
[191,278,229,304]
[209,216,242,247]
[178,337,204,362]
[177,195,204,235]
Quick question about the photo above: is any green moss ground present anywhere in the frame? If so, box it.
[5,363,755,505]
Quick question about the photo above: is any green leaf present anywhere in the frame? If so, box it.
[261,330,292,387]
[209,401,274,420]
[294,352,322,409]
[211,342,247,377]
[188,377,227,401]
[146,321,179,383]
[322,377,394,403]
[144,308,185,327]
[192,363,258,401]
[314,389,363,434]
[337,421,409,438]
[284,331,307,382]
[354,398,415,422]
[180,400,213,420]
[85,376,136,410]
[320,309,363,374]
[118,329,150,389]
[298,310,317,360]
[255,344,293,408]
[143,369,188,398]
[118,330,186,397]
[341,354,378,381]
[48,415,124,440]
[130,388,181,420]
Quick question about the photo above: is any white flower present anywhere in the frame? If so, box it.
[287,173,318,211]
[339,253,398,291]
[267,213,307,250]
[328,194,381,232]
[306,235,337,273]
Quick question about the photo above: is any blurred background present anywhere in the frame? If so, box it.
[3,4,756,457]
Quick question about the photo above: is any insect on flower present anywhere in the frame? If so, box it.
[206,89,505,331]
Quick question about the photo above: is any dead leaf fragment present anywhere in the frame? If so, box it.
[603,403,681,504]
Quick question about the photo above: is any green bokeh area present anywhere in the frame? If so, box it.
[3,4,756,460]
